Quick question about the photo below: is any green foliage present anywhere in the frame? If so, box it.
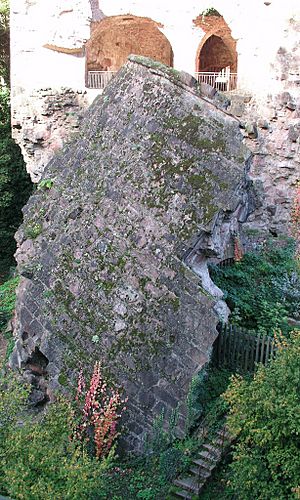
[0,370,30,433]
[186,368,208,429]
[210,238,299,335]
[0,275,19,360]
[38,178,53,190]
[0,0,9,85]
[159,447,187,482]
[144,407,179,456]
[0,275,19,328]
[96,409,193,499]
[199,453,235,500]
[97,459,167,500]
[0,90,32,278]
[97,444,191,500]
[224,332,300,499]
[24,222,43,239]
[0,372,113,499]
[200,7,221,17]
[187,366,232,430]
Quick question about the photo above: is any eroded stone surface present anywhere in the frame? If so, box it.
[12,88,89,182]
[227,89,300,235]
[10,57,253,450]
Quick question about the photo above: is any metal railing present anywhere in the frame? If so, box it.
[195,71,238,91]
[86,71,117,89]
[86,69,238,92]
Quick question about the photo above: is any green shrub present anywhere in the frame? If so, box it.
[210,238,299,335]
[186,366,232,430]
[186,368,207,429]
[0,89,32,278]
[200,7,221,17]
[0,0,9,85]
[159,447,186,482]
[0,275,19,327]
[144,407,179,456]
[224,331,300,500]
[0,372,113,500]
[0,370,30,433]
[0,275,19,360]
[24,222,43,239]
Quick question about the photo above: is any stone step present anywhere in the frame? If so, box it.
[173,476,203,495]
[189,466,211,479]
[172,490,192,499]
[212,436,225,446]
[192,457,216,471]
[216,427,231,439]
[172,421,232,499]
[203,443,222,457]
[198,449,219,463]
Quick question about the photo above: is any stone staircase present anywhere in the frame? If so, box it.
[171,425,232,499]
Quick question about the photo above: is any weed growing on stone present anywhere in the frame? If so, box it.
[24,222,42,239]
[74,361,127,459]
[38,178,53,190]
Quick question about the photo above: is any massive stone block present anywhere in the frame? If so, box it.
[10,57,253,450]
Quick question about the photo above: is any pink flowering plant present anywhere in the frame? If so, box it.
[74,361,127,459]
[234,236,243,262]
[291,182,300,258]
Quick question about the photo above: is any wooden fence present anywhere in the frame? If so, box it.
[213,324,277,373]
[216,257,234,268]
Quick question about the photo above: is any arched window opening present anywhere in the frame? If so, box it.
[199,35,234,73]
[85,15,173,89]
[194,12,238,91]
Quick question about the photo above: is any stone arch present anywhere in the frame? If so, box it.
[85,15,174,74]
[198,34,235,72]
[194,13,237,73]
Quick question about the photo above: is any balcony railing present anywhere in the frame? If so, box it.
[195,70,237,91]
[87,71,117,89]
[86,69,238,92]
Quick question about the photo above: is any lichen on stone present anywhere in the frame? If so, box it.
[11,57,253,451]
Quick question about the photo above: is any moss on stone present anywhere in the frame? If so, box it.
[58,372,68,386]
[24,222,43,240]
[128,55,182,85]
[13,55,248,451]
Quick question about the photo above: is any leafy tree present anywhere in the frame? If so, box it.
[0,0,9,85]
[0,2,32,278]
[0,89,32,278]
[224,331,300,499]
[0,371,113,499]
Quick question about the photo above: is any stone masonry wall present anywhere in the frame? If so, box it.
[12,88,89,182]
[241,92,300,235]
[9,0,300,233]
[194,15,237,72]
[226,13,300,235]
[86,16,173,72]
[10,58,254,451]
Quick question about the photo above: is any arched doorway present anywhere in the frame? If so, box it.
[85,15,173,88]
[194,11,237,91]
[199,35,235,73]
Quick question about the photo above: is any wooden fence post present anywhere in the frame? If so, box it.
[214,324,276,373]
